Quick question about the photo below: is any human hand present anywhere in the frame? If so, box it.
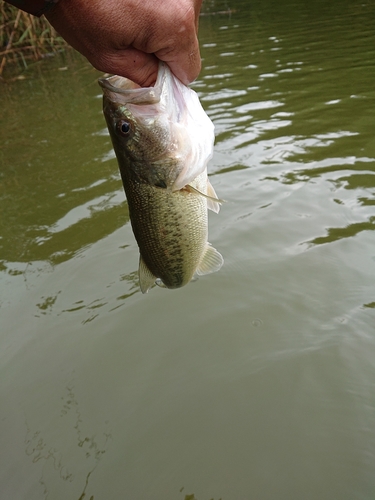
[45,0,203,86]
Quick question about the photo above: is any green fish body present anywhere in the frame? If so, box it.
[99,64,223,293]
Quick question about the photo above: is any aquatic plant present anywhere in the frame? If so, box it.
[0,2,66,77]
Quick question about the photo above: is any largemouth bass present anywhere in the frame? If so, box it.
[98,63,223,293]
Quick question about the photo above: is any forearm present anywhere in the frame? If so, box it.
[4,0,59,17]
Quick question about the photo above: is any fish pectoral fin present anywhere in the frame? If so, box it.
[139,256,157,294]
[196,243,224,276]
[185,182,224,214]
[206,179,222,214]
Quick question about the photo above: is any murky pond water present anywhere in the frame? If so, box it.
[1,1,375,499]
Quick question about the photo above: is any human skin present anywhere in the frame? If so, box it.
[45,0,203,86]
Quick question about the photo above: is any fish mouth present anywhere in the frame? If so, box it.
[98,63,167,105]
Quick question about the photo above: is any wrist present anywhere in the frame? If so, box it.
[4,0,60,17]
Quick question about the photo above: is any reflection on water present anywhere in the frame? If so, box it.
[1,0,375,499]
[0,52,128,265]
[24,381,111,500]
[307,217,375,246]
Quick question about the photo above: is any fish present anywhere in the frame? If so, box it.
[98,63,223,293]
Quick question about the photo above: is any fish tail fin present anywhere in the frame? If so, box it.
[139,256,157,293]
[196,243,224,276]
[155,278,168,289]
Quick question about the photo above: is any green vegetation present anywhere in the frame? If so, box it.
[0,1,67,77]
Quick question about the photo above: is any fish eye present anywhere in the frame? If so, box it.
[117,120,131,136]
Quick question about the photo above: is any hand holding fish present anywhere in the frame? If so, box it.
[44,0,203,86]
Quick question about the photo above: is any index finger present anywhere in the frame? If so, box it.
[157,33,201,85]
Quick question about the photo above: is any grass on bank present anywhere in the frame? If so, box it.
[0,1,67,77]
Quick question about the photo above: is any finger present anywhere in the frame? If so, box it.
[194,0,203,28]
[90,48,159,87]
[156,34,201,85]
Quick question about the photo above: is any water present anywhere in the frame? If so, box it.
[1,1,375,498]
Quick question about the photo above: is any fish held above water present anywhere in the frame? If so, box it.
[98,63,223,293]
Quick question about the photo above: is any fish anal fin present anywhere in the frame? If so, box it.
[196,243,224,276]
[139,255,156,293]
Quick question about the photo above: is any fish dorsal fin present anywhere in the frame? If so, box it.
[196,243,224,276]
[185,181,223,214]
[139,256,156,294]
